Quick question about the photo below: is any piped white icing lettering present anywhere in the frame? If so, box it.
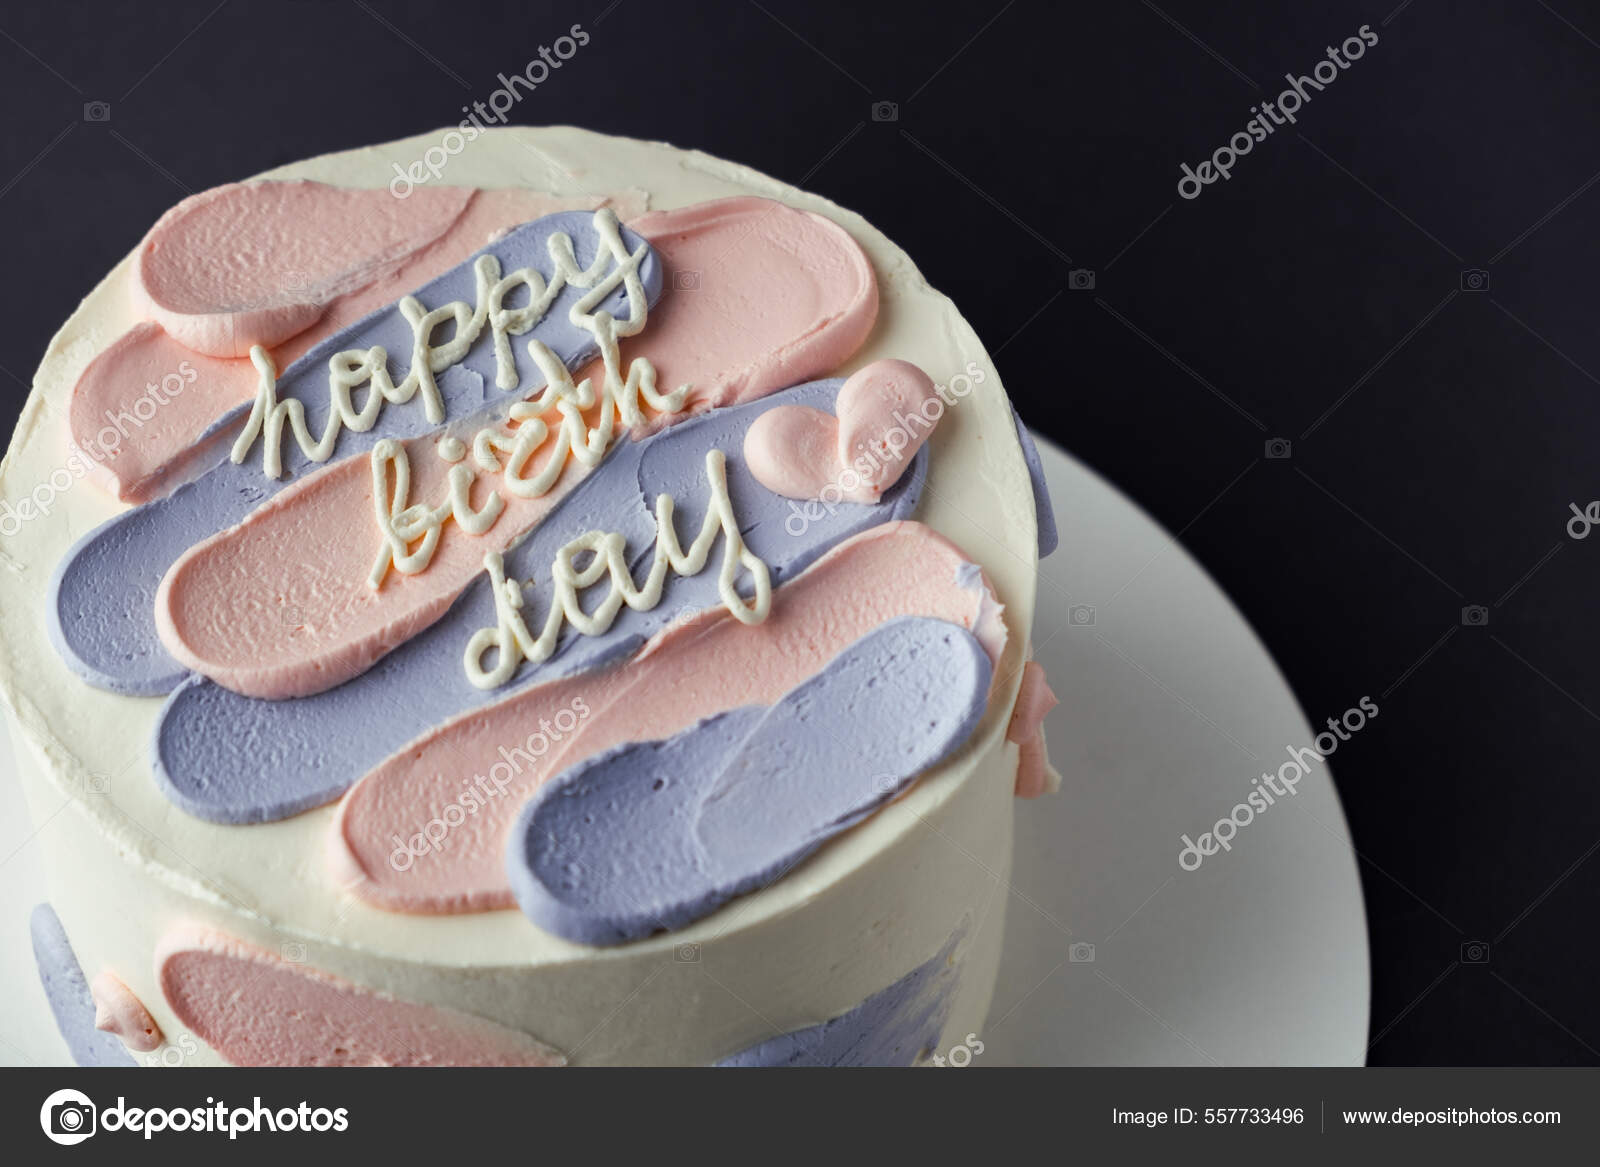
[368,439,505,588]
[229,208,655,479]
[464,449,770,689]
[363,217,691,588]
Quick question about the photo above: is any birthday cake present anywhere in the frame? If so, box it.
[0,127,1059,1067]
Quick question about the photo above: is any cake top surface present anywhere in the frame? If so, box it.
[0,126,1039,967]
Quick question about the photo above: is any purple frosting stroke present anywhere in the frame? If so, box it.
[1010,406,1058,559]
[717,923,968,1067]
[48,211,662,697]
[152,376,929,824]
[29,904,134,1067]
[506,617,991,946]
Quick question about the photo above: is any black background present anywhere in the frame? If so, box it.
[2,0,1598,1066]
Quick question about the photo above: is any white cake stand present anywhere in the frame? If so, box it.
[0,434,1370,1067]
[983,436,1370,1065]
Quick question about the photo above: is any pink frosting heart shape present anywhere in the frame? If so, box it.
[744,358,941,504]
[738,402,840,500]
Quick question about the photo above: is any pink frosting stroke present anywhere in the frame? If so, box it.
[134,181,474,357]
[329,520,1006,915]
[745,358,940,503]
[90,971,163,1052]
[155,196,880,700]
[156,923,564,1067]
[69,322,253,502]
[1007,661,1061,799]
[75,187,642,503]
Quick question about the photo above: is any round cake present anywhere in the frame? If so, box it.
[0,127,1058,1067]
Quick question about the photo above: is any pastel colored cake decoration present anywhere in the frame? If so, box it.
[3,129,1059,1068]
